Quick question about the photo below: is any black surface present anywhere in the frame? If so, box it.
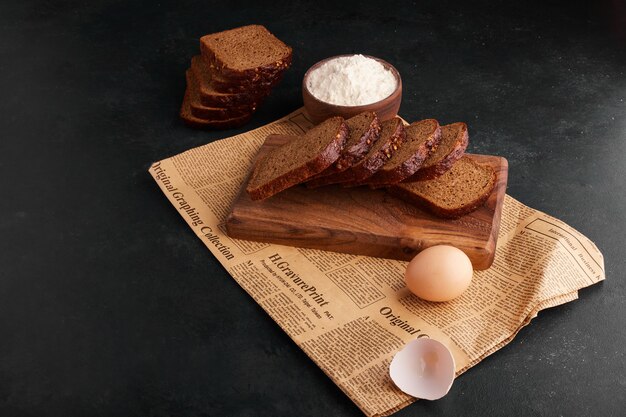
[1,1,625,416]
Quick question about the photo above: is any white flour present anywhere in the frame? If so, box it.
[306,54,397,106]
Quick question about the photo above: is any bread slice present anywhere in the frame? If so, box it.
[246,117,349,200]
[186,70,254,119]
[404,122,469,181]
[308,112,381,181]
[197,55,283,94]
[340,117,406,186]
[362,119,441,187]
[388,155,496,218]
[204,45,290,82]
[200,25,292,80]
[211,69,283,94]
[332,112,382,173]
[190,56,267,108]
[180,81,253,129]
[307,117,405,188]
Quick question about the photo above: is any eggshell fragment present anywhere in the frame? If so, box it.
[389,338,456,400]
[405,245,473,302]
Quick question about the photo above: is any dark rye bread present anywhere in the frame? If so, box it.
[388,155,496,218]
[183,25,291,131]
[308,112,381,181]
[211,69,283,94]
[200,25,292,81]
[362,119,442,187]
[329,111,382,173]
[197,55,283,94]
[186,70,253,119]
[246,117,349,200]
[404,122,469,181]
[307,117,405,188]
[180,82,253,129]
[190,56,267,108]
[204,43,291,82]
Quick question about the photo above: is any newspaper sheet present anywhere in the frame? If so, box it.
[148,108,605,417]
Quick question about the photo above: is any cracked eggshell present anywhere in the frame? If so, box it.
[389,338,456,400]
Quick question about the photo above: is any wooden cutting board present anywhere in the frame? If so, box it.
[225,135,508,269]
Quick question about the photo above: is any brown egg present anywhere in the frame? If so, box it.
[405,245,473,302]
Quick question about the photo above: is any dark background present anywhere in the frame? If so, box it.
[1,0,625,416]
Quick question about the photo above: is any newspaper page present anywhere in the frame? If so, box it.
[148,108,605,417]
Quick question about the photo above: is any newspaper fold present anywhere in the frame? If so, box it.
[149,108,605,417]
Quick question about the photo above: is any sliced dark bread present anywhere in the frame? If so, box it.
[328,111,382,173]
[341,117,407,186]
[204,44,291,82]
[388,155,496,218]
[180,82,253,129]
[186,70,254,120]
[307,117,405,187]
[362,119,441,187]
[190,56,266,108]
[403,122,469,181]
[246,117,349,200]
[199,55,284,94]
[200,25,292,81]
[308,111,381,181]
[211,70,283,94]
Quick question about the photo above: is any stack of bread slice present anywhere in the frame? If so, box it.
[246,112,497,219]
[180,25,292,129]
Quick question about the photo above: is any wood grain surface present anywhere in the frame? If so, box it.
[225,134,508,269]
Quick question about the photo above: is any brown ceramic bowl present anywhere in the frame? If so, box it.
[302,54,402,125]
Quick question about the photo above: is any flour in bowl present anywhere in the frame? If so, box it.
[306,54,397,106]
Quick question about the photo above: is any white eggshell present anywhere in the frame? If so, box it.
[389,338,456,400]
[405,245,473,302]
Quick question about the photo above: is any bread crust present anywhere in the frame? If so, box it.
[246,120,349,200]
[403,122,469,182]
[365,119,442,187]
